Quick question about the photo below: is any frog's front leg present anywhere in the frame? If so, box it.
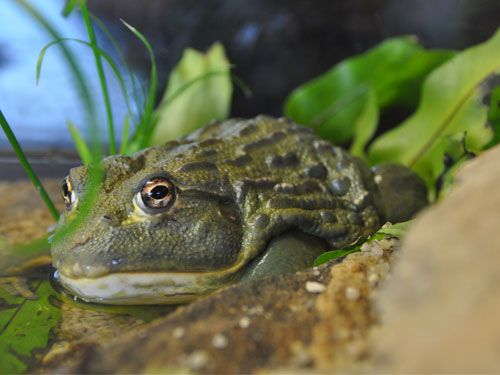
[240,232,329,282]
[371,164,428,223]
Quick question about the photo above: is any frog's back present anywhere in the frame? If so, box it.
[180,115,382,259]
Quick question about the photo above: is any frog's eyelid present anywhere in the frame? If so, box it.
[133,172,178,194]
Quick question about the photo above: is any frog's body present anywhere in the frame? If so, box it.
[50,116,427,304]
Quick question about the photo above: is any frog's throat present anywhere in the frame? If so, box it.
[55,255,249,305]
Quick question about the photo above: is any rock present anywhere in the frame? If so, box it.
[52,239,399,374]
[369,146,500,373]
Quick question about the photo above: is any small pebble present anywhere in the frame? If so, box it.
[378,238,392,251]
[390,237,400,248]
[248,305,264,315]
[172,327,185,339]
[367,273,379,285]
[186,350,210,370]
[212,333,228,349]
[305,281,326,293]
[345,260,360,272]
[345,286,360,301]
[239,316,250,328]
[370,241,384,257]
[360,242,372,252]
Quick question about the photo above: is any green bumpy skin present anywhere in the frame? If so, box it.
[51,116,427,304]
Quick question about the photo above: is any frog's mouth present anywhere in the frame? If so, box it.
[53,244,257,305]
[55,271,213,304]
[54,260,246,305]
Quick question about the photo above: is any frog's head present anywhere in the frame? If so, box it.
[51,147,244,304]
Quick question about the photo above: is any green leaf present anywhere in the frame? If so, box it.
[36,38,132,115]
[120,114,131,154]
[349,89,379,159]
[151,43,232,144]
[0,281,62,374]
[368,29,499,196]
[313,247,361,267]
[284,36,454,144]
[61,0,81,17]
[120,20,158,150]
[67,120,92,165]
[314,221,411,267]
[0,110,59,221]
[487,83,500,147]
[80,2,116,155]
[90,13,144,118]
[377,220,412,237]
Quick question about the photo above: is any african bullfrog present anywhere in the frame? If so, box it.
[47,116,427,304]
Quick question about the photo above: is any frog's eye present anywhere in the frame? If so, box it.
[61,177,76,208]
[136,177,176,212]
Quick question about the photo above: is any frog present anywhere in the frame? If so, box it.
[48,115,427,305]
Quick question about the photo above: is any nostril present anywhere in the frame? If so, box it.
[101,215,116,226]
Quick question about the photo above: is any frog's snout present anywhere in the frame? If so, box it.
[371,164,428,223]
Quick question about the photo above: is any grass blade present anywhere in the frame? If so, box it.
[80,2,116,155]
[36,38,132,119]
[61,0,80,17]
[0,110,59,221]
[120,19,158,148]
[17,0,104,246]
[17,0,96,124]
[90,13,144,119]
[67,120,92,164]
[119,114,130,154]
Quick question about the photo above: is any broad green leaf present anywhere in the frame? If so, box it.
[349,89,379,159]
[67,120,92,165]
[284,37,454,144]
[368,29,499,195]
[152,43,232,144]
[487,83,500,147]
[0,280,62,374]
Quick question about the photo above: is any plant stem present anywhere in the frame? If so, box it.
[16,0,104,243]
[80,3,116,155]
[0,110,59,221]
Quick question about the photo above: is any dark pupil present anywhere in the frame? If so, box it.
[62,182,69,197]
[150,185,169,200]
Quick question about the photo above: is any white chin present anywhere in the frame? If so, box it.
[56,271,220,305]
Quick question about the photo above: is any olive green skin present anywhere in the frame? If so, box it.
[51,116,426,284]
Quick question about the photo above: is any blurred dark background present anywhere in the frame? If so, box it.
[88,0,500,117]
[1,0,499,178]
